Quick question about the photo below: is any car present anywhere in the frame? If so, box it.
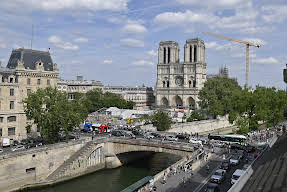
[213,141,225,148]
[189,139,202,145]
[176,134,188,140]
[11,145,25,152]
[236,150,245,159]
[25,143,37,149]
[210,169,226,184]
[231,169,245,185]
[220,160,230,170]
[165,135,178,142]
[132,129,143,136]
[230,143,245,150]
[204,182,220,192]
[245,153,255,164]
[230,155,240,165]
[245,145,255,153]
[144,133,155,140]
[0,148,3,153]
[242,164,250,170]
[151,132,162,138]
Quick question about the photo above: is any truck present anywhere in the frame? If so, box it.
[2,138,10,148]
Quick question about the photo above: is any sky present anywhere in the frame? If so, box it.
[0,0,286,89]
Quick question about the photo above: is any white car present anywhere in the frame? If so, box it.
[189,139,202,145]
[230,155,240,165]
[144,133,155,139]
[11,145,25,152]
[231,169,245,185]
[210,169,226,184]
[165,136,178,142]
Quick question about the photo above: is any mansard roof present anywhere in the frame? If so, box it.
[7,48,54,71]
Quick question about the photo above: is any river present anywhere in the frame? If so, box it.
[29,152,181,192]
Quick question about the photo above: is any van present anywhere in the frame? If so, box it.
[2,138,10,148]
[231,169,245,185]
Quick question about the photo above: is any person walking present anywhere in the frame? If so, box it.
[206,164,210,174]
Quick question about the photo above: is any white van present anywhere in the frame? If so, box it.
[2,138,10,148]
[231,169,245,185]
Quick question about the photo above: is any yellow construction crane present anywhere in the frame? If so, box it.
[202,32,260,88]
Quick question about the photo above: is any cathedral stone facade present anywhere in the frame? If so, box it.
[155,37,207,110]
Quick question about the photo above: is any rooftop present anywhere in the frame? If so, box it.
[7,48,54,71]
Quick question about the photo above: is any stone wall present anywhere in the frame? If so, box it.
[167,118,233,134]
[0,139,90,192]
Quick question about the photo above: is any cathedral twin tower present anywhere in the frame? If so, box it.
[155,37,207,110]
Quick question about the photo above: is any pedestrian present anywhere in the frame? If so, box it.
[182,177,186,187]
[206,164,210,174]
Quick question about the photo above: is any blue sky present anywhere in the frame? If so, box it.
[0,0,286,89]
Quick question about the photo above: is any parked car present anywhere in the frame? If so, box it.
[236,150,245,159]
[132,129,143,136]
[11,145,25,152]
[25,143,37,149]
[204,182,220,192]
[210,169,226,184]
[230,154,240,165]
[242,164,250,170]
[220,160,230,170]
[111,130,125,137]
[176,134,188,140]
[213,141,225,148]
[245,153,255,164]
[144,133,155,140]
[151,132,162,138]
[245,145,255,153]
[231,169,245,185]
[165,135,178,142]
[189,139,202,145]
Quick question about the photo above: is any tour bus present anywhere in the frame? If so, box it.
[208,134,247,144]
[83,122,110,133]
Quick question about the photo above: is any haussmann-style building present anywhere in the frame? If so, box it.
[0,48,59,143]
[155,37,207,110]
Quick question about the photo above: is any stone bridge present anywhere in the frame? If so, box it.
[46,137,196,183]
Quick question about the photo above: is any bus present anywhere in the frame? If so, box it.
[208,134,246,144]
[83,122,110,133]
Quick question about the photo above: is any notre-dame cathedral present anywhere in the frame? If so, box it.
[155,37,207,110]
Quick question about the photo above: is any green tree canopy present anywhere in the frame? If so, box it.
[85,89,134,113]
[151,109,172,131]
[24,87,88,143]
[199,77,242,117]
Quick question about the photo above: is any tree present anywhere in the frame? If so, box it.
[85,89,134,113]
[23,87,88,143]
[151,109,172,131]
[187,110,207,122]
[199,77,242,118]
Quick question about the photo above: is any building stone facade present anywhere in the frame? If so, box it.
[57,76,103,100]
[207,66,229,79]
[104,86,155,109]
[0,48,59,142]
[155,37,207,110]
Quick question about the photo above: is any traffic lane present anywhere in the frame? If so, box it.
[199,152,247,192]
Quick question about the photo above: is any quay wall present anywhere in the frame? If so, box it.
[0,138,91,192]
[167,118,234,134]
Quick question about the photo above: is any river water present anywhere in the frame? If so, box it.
[29,152,181,192]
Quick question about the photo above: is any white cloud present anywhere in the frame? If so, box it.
[154,10,216,25]
[120,38,144,48]
[0,0,129,12]
[132,60,154,66]
[48,36,79,51]
[154,8,257,30]
[232,52,256,59]
[104,59,113,64]
[147,50,157,57]
[262,5,287,23]
[254,57,279,64]
[74,37,88,43]
[121,23,147,33]
[175,0,249,10]
[239,26,274,34]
